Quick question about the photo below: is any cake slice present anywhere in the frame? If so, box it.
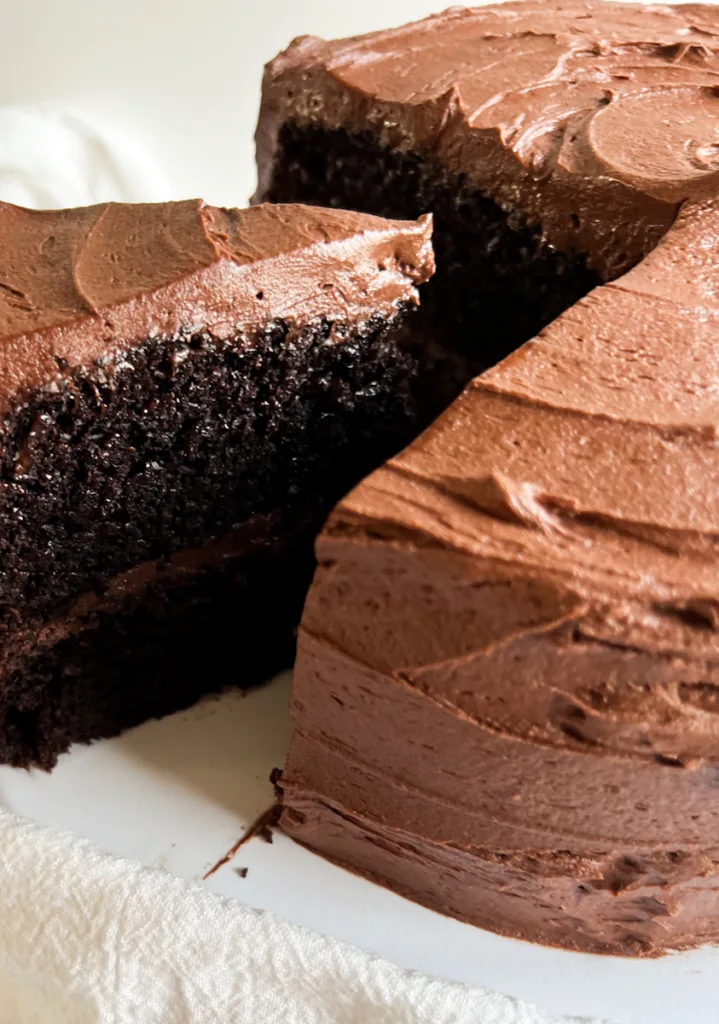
[0,198,433,768]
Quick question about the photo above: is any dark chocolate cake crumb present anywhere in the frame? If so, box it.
[202,805,280,879]
[0,308,423,770]
[0,200,434,769]
[264,123,600,418]
[269,767,284,801]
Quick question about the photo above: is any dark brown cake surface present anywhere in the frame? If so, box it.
[0,199,433,768]
[255,1,719,404]
[258,3,719,956]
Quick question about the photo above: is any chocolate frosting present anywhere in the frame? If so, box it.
[274,3,719,955]
[0,199,433,409]
[256,1,719,278]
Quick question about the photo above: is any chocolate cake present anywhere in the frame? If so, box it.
[257,3,719,955]
[0,198,433,769]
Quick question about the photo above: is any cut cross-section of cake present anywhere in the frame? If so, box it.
[0,199,433,768]
[254,0,719,413]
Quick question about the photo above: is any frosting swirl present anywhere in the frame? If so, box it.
[256,1,719,277]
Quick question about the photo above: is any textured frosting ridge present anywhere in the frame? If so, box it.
[0,199,433,406]
[325,197,719,766]
[275,2,719,955]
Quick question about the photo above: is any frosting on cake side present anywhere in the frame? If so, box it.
[272,2,719,956]
[283,196,719,957]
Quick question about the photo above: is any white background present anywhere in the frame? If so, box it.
[0,0,452,207]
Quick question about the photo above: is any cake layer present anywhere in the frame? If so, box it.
[0,200,434,766]
[0,511,312,769]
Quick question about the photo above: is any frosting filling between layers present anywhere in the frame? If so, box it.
[0,199,435,767]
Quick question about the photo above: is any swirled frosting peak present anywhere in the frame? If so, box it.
[257,1,719,277]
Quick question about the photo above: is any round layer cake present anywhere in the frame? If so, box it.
[256,2,719,955]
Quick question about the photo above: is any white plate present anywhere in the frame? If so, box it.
[0,674,715,1024]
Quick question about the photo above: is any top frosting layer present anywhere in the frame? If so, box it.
[257,1,719,275]
[0,199,433,406]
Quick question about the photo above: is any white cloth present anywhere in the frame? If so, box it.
[0,812,605,1024]
[0,104,169,208]
[0,106,609,1024]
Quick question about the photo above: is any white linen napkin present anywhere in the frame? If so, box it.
[0,105,610,1024]
[0,104,169,208]
[0,812,606,1024]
